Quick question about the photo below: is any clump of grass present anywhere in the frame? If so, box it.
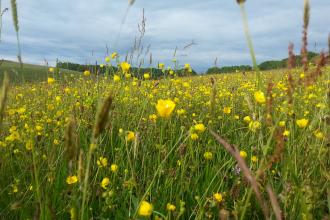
[81,94,113,219]
[210,129,271,219]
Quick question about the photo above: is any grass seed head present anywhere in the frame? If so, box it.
[303,0,310,30]
[236,0,246,4]
[93,95,113,139]
[64,116,78,163]
[0,72,9,127]
[10,0,19,32]
[128,0,135,6]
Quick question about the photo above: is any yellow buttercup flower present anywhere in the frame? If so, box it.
[144,73,150,79]
[120,62,131,73]
[25,140,33,151]
[254,91,266,104]
[83,70,91,76]
[11,184,18,193]
[66,175,78,185]
[251,156,258,162]
[279,121,286,127]
[55,96,61,103]
[296,118,309,128]
[239,150,247,159]
[194,123,206,133]
[101,177,110,189]
[243,116,251,123]
[126,131,135,142]
[49,67,55,73]
[149,114,157,123]
[182,82,190,88]
[184,63,191,70]
[119,128,124,134]
[158,63,165,69]
[223,107,231,114]
[203,151,213,160]
[35,125,43,132]
[283,130,290,137]
[313,130,324,139]
[138,201,153,217]
[156,99,176,118]
[64,87,71,93]
[114,74,120,82]
[47,77,55,84]
[213,193,223,203]
[105,56,111,62]
[111,52,117,59]
[110,164,118,173]
[190,133,199,141]
[17,107,26,114]
[248,121,261,132]
[166,203,176,212]
[97,157,108,168]
[177,109,186,115]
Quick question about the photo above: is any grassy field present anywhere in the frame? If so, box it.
[0,61,329,219]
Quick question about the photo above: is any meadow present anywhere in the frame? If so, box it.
[0,59,329,219]
[0,0,329,219]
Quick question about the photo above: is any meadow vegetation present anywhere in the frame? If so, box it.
[0,0,329,219]
[0,58,329,219]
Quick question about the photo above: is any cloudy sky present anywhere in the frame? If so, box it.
[0,0,329,72]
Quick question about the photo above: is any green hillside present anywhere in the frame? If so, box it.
[0,60,81,84]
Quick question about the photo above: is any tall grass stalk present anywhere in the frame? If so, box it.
[0,71,9,128]
[113,0,136,51]
[238,2,261,89]
[80,95,113,219]
[31,141,43,219]
[10,0,22,66]
[210,129,270,219]
[0,0,8,42]
[0,0,2,42]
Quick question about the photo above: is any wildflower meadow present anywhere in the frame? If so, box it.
[0,0,329,219]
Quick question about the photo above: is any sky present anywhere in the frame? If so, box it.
[0,0,329,73]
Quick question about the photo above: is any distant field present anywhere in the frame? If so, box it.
[0,60,81,84]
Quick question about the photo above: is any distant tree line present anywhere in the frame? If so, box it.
[56,62,197,79]
[206,52,319,74]
[206,65,252,74]
[57,52,319,77]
